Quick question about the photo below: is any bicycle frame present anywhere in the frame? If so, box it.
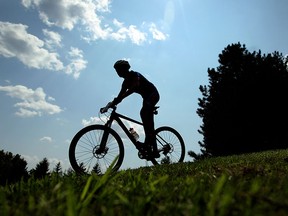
[100,108,143,150]
[99,106,173,157]
[69,105,185,174]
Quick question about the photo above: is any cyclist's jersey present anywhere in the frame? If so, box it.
[122,71,158,99]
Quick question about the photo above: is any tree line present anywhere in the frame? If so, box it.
[189,42,288,159]
[0,149,68,186]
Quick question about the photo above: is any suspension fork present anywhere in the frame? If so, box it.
[98,118,113,152]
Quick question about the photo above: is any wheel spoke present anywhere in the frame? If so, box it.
[153,126,185,165]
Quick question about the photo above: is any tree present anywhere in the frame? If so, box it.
[53,162,62,176]
[30,157,50,179]
[0,150,28,185]
[92,163,102,175]
[196,42,288,157]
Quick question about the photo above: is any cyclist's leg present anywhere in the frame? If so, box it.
[140,91,160,157]
[141,107,154,145]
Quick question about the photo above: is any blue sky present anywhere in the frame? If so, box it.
[1,0,288,171]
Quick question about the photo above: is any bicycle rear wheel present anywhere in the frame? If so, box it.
[151,126,185,165]
[69,125,124,174]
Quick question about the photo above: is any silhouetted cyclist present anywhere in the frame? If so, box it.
[108,60,160,158]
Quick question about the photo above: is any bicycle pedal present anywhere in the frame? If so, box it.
[138,151,148,160]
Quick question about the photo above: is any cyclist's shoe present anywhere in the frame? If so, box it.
[144,151,160,160]
[137,142,151,160]
[148,145,161,159]
[151,143,160,158]
[139,151,152,161]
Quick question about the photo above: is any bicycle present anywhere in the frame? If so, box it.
[69,103,185,174]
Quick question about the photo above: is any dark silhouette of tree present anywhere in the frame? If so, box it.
[53,162,62,176]
[92,163,102,175]
[78,162,86,173]
[188,150,210,161]
[0,150,29,185]
[65,167,75,176]
[196,42,288,157]
[30,157,50,179]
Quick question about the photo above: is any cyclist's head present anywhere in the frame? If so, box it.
[114,60,130,77]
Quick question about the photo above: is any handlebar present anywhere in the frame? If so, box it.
[100,103,159,115]
[100,102,116,114]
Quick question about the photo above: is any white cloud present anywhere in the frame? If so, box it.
[22,0,112,40]
[127,25,147,45]
[0,21,64,71]
[48,158,64,169]
[22,154,40,170]
[21,0,167,45]
[22,154,68,171]
[16,108,39,118]
[21,0,34,8]
[0,85,63,117]
[48,96,55,101]
[0,21,87,79]
[110,19,149,45]
[43,29,62,50]
[110,19,128,42]
[66,47,87,79]
[40,136,53,142]
[149,23,168,41]
[95,0,111,12]
[82,116,103,126]
[109,21,167,45]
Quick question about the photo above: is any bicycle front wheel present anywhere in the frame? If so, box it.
[151,126,185,165]
[69,125,124,175]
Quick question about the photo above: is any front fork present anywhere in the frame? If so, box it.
[96,119,113,154]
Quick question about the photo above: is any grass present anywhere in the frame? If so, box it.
[1,149,288,215]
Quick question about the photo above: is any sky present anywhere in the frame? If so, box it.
[1,0,288,171]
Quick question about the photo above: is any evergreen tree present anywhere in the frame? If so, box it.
[197,43,288,156]
[53,162,62,176]
[0,150,28,185]
[92,163,102,175]
[30,157,50,179]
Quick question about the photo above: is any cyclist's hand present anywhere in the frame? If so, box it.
[100,107,106,114]
[100,102,112,113]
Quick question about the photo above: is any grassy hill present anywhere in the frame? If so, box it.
[1,149,288,215]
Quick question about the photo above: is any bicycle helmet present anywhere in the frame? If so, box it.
[114,60,130,70]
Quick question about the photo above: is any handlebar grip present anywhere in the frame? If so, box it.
[100,102,113,113]
[100,107,106,113]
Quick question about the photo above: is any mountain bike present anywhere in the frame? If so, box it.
[69,104,185,174]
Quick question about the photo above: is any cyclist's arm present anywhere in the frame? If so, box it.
[112,76,140,105]
[113,87,128,105]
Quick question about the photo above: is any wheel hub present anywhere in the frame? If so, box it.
[93,145,108,159]
[163,144,173,155]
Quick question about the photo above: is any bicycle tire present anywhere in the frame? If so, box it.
[69,125,124,174]
[151,126,185,165]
